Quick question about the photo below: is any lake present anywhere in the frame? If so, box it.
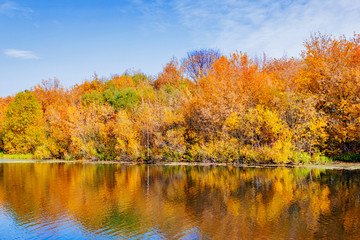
[0,162,359,239]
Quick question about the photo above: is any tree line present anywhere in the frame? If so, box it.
[0,33,359,163]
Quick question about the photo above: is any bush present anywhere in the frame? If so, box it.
[332,153,360,162]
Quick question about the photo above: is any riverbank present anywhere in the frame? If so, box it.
[1,158,360,170]
[1,158,359,239]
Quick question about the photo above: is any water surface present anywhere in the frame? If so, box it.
[0,163,359,239]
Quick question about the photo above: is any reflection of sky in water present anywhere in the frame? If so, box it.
[0,206,87,240]
[0,187,203,239]
[0,163,359,239]
[0,205,176,240]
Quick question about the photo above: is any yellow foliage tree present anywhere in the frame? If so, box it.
[2,91,46,154]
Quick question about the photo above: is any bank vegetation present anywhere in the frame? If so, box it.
[1,33,360,164]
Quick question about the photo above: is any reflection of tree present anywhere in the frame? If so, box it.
[0,164,359,239]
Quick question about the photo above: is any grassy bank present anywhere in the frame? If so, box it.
[0,153,34,160]
[0,151,334,164]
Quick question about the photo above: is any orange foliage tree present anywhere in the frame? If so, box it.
[300,33,360,155]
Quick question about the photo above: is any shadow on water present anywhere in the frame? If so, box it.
[0,163,359,239]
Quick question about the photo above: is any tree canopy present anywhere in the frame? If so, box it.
[2,91,46,154]
[0,33,359,163]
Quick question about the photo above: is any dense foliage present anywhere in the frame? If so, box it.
[1,91,45,155]
[1,34,359,163]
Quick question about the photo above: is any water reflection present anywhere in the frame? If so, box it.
[0,163,359,239]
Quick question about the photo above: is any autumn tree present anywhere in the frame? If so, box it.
[154,57,184,89]
[2,91,46,154]
[300,33,360,155]
[66,103,116,160]
[0,96,12,151]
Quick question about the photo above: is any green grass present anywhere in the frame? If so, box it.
[0,152,34,160]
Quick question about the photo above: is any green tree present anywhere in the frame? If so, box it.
[2,91,46,154]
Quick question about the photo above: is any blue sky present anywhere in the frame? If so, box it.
[1,0,360,97]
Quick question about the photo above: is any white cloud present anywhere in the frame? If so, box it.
[173,0,360,58]
[0,1,33,17]
[4,49,39,59]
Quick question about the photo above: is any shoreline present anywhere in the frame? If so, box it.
[0,159,360,170]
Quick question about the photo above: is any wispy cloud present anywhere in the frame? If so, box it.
[173,0,360,57]
[0,1,33,17]
[4,49,39,59]
[130,0,170,33]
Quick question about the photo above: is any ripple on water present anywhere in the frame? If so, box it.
[0,163,359,239]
